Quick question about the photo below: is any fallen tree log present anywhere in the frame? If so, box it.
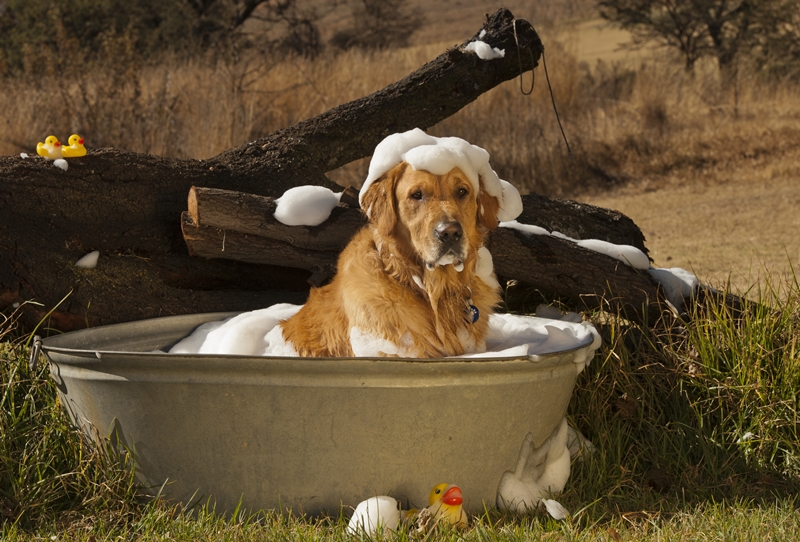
[186,186,365,253]
[487,228,661,323]
[0,8,552,331]
[182,185,662,322]
[181,184,761,324]
[183,186,649,257]
[180,213,340,280]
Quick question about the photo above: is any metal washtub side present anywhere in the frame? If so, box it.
[41,312,591,515]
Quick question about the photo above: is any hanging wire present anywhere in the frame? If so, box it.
[542,51,573,158]
[512,19,535,95]
[512,19,573,159]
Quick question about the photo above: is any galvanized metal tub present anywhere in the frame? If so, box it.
[42,312,593,515]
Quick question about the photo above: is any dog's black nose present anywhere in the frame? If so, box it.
[435,221,463,245]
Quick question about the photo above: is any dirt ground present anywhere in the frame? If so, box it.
[582,154,800,294]
[539,15,800,295]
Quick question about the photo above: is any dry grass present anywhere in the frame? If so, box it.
[5,26,798,188]
[578,60,800,291]
[0,43,443,160]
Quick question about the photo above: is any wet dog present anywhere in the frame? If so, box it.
[280,130,521,357]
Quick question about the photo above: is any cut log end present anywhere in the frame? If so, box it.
[188,185,199,223]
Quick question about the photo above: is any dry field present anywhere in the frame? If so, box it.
[1,1,798,294]
[563,21,800,293]
[585,139,800,294]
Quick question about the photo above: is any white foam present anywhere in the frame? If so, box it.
[360,129,523,223]
[435,253,460,267]
[273,186,342,226]
[500,221,651,270]
[543,499,569,520]
[566,425,595,460]
[263,324,299,357]
[53,158,68,171]
[576,239,650,270]
[75,250,99,269]
[648,267,699,308]
[170,306,601,365]
[169,304,302,355]
[465,40,505,60]
[536,419,571,494]
[496,418,574,514]
[496,314,597,359]
[475,247,500,290]
[499,220,550,236]
[350,327,412,357]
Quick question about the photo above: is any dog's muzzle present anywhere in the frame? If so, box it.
[425,220,466,271]
[435,220,463,250]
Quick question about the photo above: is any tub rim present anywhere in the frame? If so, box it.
[40,311,596,365]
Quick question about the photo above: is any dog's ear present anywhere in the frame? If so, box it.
[360,162,407,237]
[477,179,501,231]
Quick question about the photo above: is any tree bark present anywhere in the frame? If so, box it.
[487,228,661,323]
[186,186,364,252]
[181,213,341,278]
[182,186,649,264]
[0,8,550,332]
[182,186,661,322]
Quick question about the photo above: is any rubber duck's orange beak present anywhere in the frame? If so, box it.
[54,141,60,147]
[79,138,84,145]
[442,485,463,506]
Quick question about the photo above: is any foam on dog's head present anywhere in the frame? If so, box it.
[360,128,523,222]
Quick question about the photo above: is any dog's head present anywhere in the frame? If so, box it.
[360,161,501,270]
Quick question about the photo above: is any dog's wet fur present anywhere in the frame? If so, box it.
[281,162,502,358]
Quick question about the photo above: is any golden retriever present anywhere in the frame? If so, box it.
[280,160,504,358]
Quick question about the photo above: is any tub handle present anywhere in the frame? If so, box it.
[29,335,43,372]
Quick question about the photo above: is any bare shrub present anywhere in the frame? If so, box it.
[598,0,800,78]
[330,0,424,50]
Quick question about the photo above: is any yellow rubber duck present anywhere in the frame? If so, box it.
[62,134,87,158]
[36,135,62,160]
[348,483,468,536]
[425,483,468,527]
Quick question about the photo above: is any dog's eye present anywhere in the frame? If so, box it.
[410,190,423,200]
[457,187,469,198]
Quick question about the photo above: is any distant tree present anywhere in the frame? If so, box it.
[598,0,800,76]
[254,0,342,58]
[0,0,334,74]
[746,0,800,78]
[330,0,424,50]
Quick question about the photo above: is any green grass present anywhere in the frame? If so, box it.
[2,272,800,540]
